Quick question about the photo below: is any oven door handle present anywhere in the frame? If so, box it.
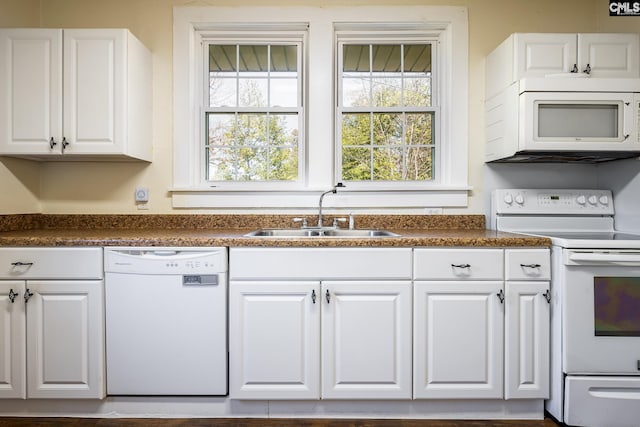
[568,252,640,265]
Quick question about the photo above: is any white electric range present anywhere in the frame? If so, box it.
[492,189,640,427]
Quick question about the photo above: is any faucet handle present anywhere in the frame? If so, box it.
[293,217,308,228]
[332,217,348,228]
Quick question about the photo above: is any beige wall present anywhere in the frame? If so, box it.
[1,0,636,214]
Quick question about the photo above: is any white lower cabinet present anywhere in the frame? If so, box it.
[413,248,550,400]
[321,281,412,399]
[229,281,320,399]
[230,246,550,402]
[0,248,104,399]
[504,281,550,399]
[229,248,413,400]
[413,281,504,399]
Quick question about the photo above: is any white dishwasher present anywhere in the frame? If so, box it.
[104,247,227,395]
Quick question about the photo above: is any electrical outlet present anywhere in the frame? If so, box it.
[135,187,149,203]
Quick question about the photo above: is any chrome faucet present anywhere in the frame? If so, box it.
[317,183,345,228]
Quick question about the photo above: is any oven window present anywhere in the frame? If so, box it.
[594,277,640,336]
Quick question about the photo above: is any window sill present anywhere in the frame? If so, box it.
[170,187,471,209]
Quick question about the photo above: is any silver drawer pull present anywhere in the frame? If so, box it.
[24,289,33,303]
[451,263,471,269]
[520,263,541,268]
[8,289,18,303]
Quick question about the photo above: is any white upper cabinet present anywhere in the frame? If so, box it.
[0,28,152,161]
[485,33,640,98]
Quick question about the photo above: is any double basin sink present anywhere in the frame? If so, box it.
[245,228,399,238]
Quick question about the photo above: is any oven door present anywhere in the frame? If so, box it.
[562,249,640,374]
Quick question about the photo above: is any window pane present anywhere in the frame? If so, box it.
[239,79,268,107]
[270,45,298,107]
[406,113,434,145]
[342,44,370,107]
[404,44,432,107]
[269,114,298,146]
[373,113,402,146]
[406,146,434,180]
[207,114,236,147]
[270,78,298,107]
[371,44,401,108]
[342,147,371,181]
[209,45,237,107]
[236,147,267,181]
[237,114,267,147]
[269,146,298,181]
[207,147,236,181]
[342,113,371,146]
[373,147,402,180]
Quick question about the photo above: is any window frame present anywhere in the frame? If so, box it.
[336,33,441,189]
[201,36,305,187]
[172,6,469,209]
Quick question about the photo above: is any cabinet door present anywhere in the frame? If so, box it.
[0,29,62,155]
[0,281,26,399]
[505,281,550,399]
[414,281,504,399]
[229,281,320,399]
[578,33,639,78]
[63,29,125,155]
[321,281,412,399]
[25,280,104,399]
[514,33,576,77]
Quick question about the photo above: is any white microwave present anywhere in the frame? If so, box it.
[486,78,640,162]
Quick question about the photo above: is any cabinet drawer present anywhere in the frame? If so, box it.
[0,248,103,279]
[230,248,412,280]
[413,248,503,280]
[505,249,550,280]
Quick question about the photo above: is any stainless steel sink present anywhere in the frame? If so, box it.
[244,228,399,238]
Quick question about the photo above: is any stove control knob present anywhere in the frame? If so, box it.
[576,195,587,205]
[515,193,525,205]
[503,193,513,205]
[588,195,598,205]
[599,195,609,205]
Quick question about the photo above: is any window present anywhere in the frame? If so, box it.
[173,7,468,209]
[337,39,437,186]
[205,41,303,183]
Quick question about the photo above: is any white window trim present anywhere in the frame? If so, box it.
[172,6,470,210]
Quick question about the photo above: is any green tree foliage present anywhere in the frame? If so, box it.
[341,77,434,182]
[207,80,298,181]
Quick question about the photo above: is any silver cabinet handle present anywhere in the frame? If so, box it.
[520,263,541,268]
[24,289,33,303]
[325,289,331,304]
[497,289,505,303]
[583,63,591,74]
[543,290,551,304]
[311,289,316,304]
[451,263,471,269]
[8,289,18,303]
[62,137,69,151]
[49,137,57,149]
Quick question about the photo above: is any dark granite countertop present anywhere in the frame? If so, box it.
[0,214,550,248]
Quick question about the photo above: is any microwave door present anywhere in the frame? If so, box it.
[520,91,640,151]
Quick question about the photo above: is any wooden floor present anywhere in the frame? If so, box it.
[0,418,562,427]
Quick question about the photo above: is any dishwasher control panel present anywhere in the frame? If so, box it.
[104,247,228,274]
